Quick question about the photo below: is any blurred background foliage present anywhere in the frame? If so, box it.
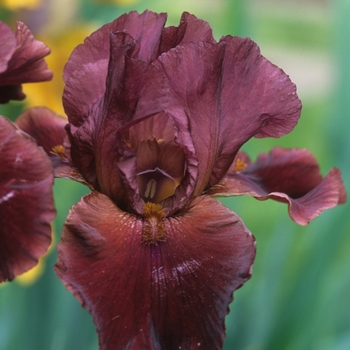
[0,0,349,349]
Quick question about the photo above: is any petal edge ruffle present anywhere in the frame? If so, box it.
[207,148,346,225]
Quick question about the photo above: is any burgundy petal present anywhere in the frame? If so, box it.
[0,117,55,282]
[15,107,67,154]
[63,10,214,126]
[154,37,301,195]
[63,10,167,127]
[0,22,52,103]
[207,148,346,225]
[55,192,255,349]
[66,33,169,201]
[0,22,17,73]
[158,12,215,54]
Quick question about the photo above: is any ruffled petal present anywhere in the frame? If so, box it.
[63,10,167,127]
[55,192,255,349]
[207,148,346,225]
[158,12,215,54]
[0,22,52,103]
[154,37,301,194]
[63,11,217,201]
[0,117,55,282]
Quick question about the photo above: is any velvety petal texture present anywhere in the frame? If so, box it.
[0,117,55,282]
[0,21,52,103]
[55,192,255,350]
[207,148,346,225]
[155,37,301,195]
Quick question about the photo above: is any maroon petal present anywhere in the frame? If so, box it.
[55,192,255,349]
[207,147,346,225]
[0,22,17,73]
[63,10,214,126]
[158,12,215,54]
[63,10,167,127]
[66,32,169,201]
[154,37,301,195]
[0,117,55,282]
[15,107,67,154]
[0,22,52,103]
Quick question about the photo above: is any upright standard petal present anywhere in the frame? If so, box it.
[63,10,167,126]
[63,10,214,126]
[207,148,346,225]
[55,192,255,350]
[63,10,217,202]
[0,117,55,282]
[154,37,301,194]
[0,22,52,103]
[65,32,169,203]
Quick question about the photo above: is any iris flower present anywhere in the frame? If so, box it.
[44,10,344,349]
[0,21,52,103]
[0,10,346,350]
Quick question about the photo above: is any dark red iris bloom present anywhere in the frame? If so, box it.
[41,10,343,349]
[0,21,52,103]
[0,10,346,350]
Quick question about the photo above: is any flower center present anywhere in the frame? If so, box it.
[135,139,186,204]
[137,167,178,203]
[142,202,166,244]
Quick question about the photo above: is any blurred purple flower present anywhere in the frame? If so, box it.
[0,110,59,282]
[0,21,52,103]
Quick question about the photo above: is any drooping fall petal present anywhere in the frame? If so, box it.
[0,21,52,103]
[55,191,255,350]
[0,117,55,282]
[154,37,301,195]
[207,147,346,225]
